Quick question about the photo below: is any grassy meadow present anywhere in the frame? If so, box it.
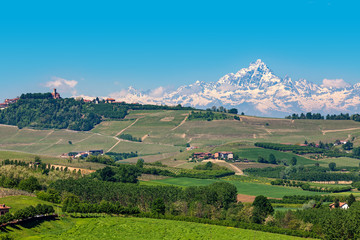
[0,216,311,240]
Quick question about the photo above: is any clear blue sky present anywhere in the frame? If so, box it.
[1,0,360,100]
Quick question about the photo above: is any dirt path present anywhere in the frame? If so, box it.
[171,115,188,131]
[106,118,140,153]
[141,134,149,141]
[322,127,360,135]
[203,159,244,175]
[37,130,54,142]
[115,118,140,136]
[74,133,94,144]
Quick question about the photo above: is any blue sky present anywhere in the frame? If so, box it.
[1,0,360,100]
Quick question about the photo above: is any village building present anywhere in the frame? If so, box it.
[106,98,116,103]
[0,103,7,109]
[329,202,349,210]
[0,204,11,216]
[4,98,19,104]
[193,152,212,160]
[214,151,234,160]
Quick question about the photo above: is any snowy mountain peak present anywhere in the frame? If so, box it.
[108,60,360,117]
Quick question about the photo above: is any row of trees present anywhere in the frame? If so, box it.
[118,134,142,142]
[188,111,230,121]
[285,112,360,123]
[0,204,54,225]
[204,106,243,115]
[245,165,360,182]
[270,179,351,193]
[254,142,325,154]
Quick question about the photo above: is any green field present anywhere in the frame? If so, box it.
[0,195,61,213]
[215,147,318,165]
[149,177,325,198]
[320,157,360,168]
[0,216,310,240]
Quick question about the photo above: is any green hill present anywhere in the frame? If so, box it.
[1,216,311,240]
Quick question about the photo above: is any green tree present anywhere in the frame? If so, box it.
[353,147,360,156]
[252,195,274,224]
[115,165,141,183]
[290,157,297,166]
[18,176,41,192]
[348,194,356,206]
[228,108,238,114]
[257,156,266,163]
[343,141,353,150]
[268,154,277,164]
[151,198,165,215]
[136,158,144,169]
[98,166,116,182]
[205,161,213,170]
[329,162,336,171]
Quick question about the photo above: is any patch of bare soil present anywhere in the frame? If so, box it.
[138,174,171,181]
[51,165,95,175]
[160,117,174,122]
[233,162,278,170]
[237,194,256,203]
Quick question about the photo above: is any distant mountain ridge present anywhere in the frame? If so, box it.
[109,60,360,117]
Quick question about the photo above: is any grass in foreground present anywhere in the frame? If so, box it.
[1,216,311,240]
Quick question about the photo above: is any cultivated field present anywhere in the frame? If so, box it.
[1,110,360,171]
[148,177,325,198]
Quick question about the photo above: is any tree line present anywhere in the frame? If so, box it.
[285,112,360,122]
[0,204,55,226]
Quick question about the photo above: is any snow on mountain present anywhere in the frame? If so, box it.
[108,60,360,117]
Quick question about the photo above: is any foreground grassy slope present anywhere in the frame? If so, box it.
[1,217,310,240]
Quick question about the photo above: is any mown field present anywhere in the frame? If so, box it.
[0,216,311,240]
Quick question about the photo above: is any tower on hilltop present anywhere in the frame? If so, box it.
[51,88,61,99]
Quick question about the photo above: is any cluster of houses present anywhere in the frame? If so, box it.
[62,149,104,159]
[192,151,234,160]
[0,98,19,109]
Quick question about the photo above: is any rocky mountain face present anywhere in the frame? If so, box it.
[109,60,360,117]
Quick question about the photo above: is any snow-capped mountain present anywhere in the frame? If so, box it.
[109,59,360,117]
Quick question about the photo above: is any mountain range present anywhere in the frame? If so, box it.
[108,60,360,117]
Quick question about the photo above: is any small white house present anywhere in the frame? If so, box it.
[329,202,349,209]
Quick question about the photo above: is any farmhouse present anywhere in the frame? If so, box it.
[106,98,116,103]
[329,202,349,209]
[193,152,212,159]
[214,151,234,160]
[0,204,11,216]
